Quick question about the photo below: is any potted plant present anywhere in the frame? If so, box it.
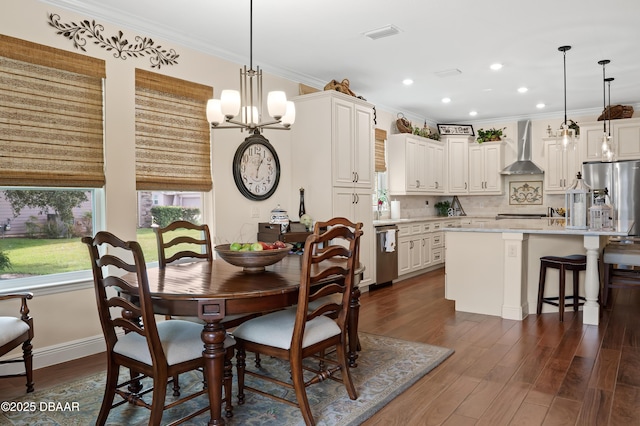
[476,127,506,143]
[434,200,451,217]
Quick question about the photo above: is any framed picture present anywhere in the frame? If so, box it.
[509,181,543,205]
[437,124,475,136]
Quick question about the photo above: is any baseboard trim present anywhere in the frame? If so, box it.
[0,335,105,375]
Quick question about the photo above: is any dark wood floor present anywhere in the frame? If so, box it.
[2,268,640,425]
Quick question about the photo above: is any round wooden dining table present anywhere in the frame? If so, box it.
[135,254,363,426]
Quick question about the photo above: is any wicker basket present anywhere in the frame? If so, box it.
[396,113,412,133]
[598,105,634,121]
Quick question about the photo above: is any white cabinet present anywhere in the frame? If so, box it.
[388,134,445,195]
[446,137,471,194]
[425,142,445,192]
[468,142,504,194]
[543,138,581,194]
[291,91,374,286]
[581,118,640,161]
[331,97,374,188]
[397,219,452,278]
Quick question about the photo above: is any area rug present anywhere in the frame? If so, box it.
[0,333,453,425]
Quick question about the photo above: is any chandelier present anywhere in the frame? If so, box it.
[598,59,615,161]
[556,46,575,151]
[206,0,295,133]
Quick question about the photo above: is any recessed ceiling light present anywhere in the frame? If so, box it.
[469,111,478,116]
[402,79,414,86]
[536,103,546,109]
[518,87,528,93]
[490,63,503,70]
[442,97,451,103]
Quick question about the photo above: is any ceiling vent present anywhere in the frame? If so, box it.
[434,69,462,78]
[363,25,401,40]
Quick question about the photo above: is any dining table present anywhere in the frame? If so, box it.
[127,254,363,426]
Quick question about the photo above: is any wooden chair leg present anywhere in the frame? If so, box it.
[149,372,168,426]
[23,340,34,393]
[224,351,234,418]
[236,347,246,406]
[172,374,180,396]
[559,266,566,322]
[572,269,580,312]
[290,355,314,426]
[97,362,120,426]
[537,262,547,315]
[603,262,612,307]
[336,342,357,400]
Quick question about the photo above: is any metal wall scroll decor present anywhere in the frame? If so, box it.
[47,13,180,69]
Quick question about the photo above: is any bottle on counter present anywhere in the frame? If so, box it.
[298,187,306,219]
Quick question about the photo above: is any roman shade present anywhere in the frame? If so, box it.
[375,128,387,172]
[0,35,106,188]
[135,69,213,191]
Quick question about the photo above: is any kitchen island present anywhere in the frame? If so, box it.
[444,218,634,325]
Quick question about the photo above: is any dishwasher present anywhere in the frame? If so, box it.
[375,225,398,286]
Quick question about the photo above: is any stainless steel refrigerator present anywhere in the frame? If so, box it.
[582,160,640,236]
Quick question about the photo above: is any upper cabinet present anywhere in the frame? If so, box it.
[543,138,580,194]
[445,136,471,194]
[581,118,640,161]
[388,133,445,195]
[468,141,504,194]
[331,97,374,189]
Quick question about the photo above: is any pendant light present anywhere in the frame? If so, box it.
[598,60,614,161]
[556,46,575,151]
[605,76,616,161]
[206,0,295,133]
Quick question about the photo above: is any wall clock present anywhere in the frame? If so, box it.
[232,133,281,201]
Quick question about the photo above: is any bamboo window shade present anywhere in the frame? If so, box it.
[0,34,106,188]
[135,69,213,191]
[375,128,387,172]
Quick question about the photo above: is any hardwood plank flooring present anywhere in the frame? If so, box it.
[2,267,640,425]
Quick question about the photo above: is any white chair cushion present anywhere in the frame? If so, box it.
[114,319,235,366]
[232,309,340,350]
[604,245,640,266]
[0,317,29,346]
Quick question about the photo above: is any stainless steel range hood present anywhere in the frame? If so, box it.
[500,120,544,175]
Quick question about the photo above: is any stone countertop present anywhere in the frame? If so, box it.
[372,215,492,227]
[444,218,634,236]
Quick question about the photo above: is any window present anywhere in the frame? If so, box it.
[0,35,106,290]
[136,191,204,262]
[0,187,102,289]
[134,70,212,263]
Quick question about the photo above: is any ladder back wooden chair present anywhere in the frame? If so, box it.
[83,231,236,425]
[154,220,213,268]
[233,218,363,426]
[0,292,34,393]
[153,220,258,327]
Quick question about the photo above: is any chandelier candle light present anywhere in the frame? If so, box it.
[206,0,295,133]
[556,46,576,151]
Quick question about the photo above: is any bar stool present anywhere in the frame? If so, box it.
[537,254,587,322]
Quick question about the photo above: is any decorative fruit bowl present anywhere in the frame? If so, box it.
[214,243,293,273]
